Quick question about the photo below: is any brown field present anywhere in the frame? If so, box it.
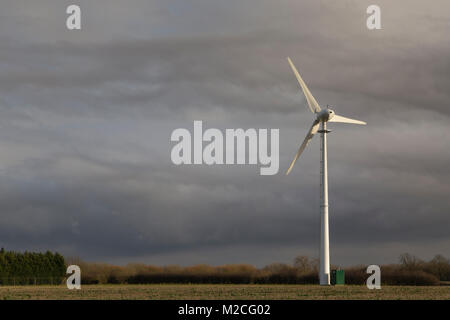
[0,284,449,300]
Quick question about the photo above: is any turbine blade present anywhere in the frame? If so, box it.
[287,57,321,114]
[286,120,320,175]
[329,114,366,125]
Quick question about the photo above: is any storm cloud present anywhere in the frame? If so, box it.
[0,0,449,266]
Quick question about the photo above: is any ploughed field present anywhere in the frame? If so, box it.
[0,284,449,300]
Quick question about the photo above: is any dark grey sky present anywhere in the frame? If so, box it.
[0,0,449,267]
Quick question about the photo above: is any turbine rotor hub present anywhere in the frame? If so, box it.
[317,108,335,122]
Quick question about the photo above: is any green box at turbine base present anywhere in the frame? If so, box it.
[331,270,345,285]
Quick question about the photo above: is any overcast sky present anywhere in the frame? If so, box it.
[0,0,449,267]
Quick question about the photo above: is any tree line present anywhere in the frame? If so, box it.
[1,250,449,286]
[0,248,66,285]
[68,253,450,286]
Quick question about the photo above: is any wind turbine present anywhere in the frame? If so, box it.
[285,57,366,286]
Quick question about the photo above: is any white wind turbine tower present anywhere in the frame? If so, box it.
[285,57,366,286]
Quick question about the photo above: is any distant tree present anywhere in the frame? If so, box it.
[293,256,315,273]
[430,254,449,265]
[294,256,319,272]
[426,254,450,281]
[399,253,423,269]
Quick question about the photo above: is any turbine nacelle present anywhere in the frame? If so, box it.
[317,108,335,122]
